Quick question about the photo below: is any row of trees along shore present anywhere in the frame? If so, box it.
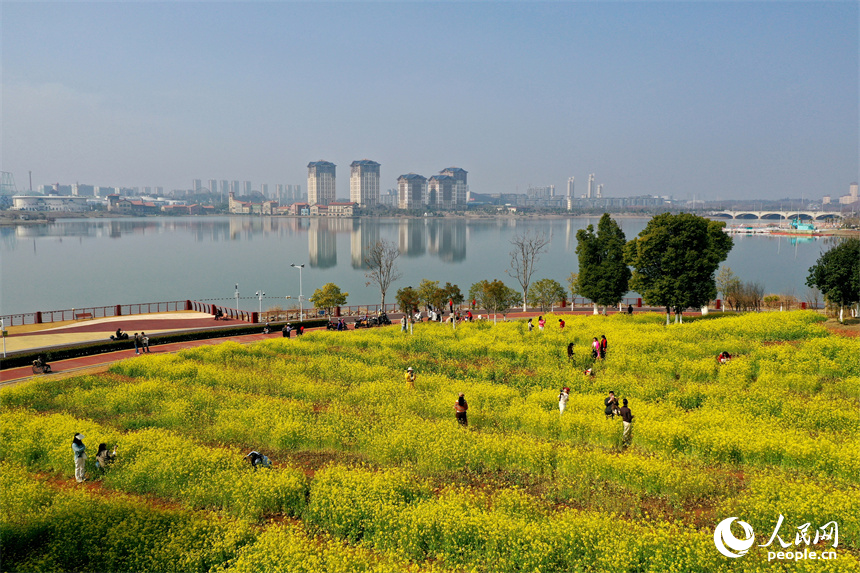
[309,213,858,324]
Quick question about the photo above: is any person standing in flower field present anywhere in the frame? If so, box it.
[619,398,634,449]
[567,342,574,360]
[558,318,565,329]
[558,387,570,414]
[604,391,619,419]
[400,315,407,332]
[528,318,534,332]
[72,433,87,483]
[592,337,601,360]
[405,366,416,389]
[538,316,545,331]
[600,335,608,359]
[454,392,469,426]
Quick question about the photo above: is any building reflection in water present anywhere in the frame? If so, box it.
[350,218,380,269]
[6,215,470,265]
[309,218,350,268]
[427,220,466,263]
[398,219,426,257]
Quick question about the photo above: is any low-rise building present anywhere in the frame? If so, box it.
[309,202,355,217]
[228,192,278,215]
[12,195,90,212]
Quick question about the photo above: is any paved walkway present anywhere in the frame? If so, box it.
[1,326,289,386]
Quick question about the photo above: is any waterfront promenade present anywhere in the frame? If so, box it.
[0,312,285,385]
[0,307,635,385]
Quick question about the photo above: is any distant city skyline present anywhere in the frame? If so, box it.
[2,2,857,201]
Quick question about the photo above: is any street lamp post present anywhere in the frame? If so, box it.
[255,290,265,320]
[235,284,240,312]
[290,263,305,321]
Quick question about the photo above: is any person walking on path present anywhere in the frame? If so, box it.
[619,398,634,449]
[141,332,151,353]
[599,335,608,359]
[72,433,87,483]
[405,366,416,389]
[604,391,619,419]
[95,443,117,474]
[454,392,469,426]
[558,387,570,414]
[133,333,141,355]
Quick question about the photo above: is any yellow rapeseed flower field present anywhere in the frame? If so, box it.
[1,310,857,572]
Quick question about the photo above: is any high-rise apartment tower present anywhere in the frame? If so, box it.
[350,160,381,206]
[308,161,337,206]
[397,173,427,210]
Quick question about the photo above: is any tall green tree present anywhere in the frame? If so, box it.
[625,213,733,324]
[417,279,440,311]
[806,238,860,322]
[441,282,465,310]
[576,213,631,314]
[309,283,348,318]
[469,279,520,323]
[527,278,566,312]
[395,286,420,317]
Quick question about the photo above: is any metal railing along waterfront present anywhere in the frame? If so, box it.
[1,301,193,327]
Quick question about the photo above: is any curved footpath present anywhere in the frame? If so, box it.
[0,307,665,386]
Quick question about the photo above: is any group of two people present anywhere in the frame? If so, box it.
[591,335,608,360]
[71,433,117,483]
[604,391,634,449]
[405,366,469,426]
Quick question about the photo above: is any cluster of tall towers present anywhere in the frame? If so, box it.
[566,174,602,199]
[308,160,468,209]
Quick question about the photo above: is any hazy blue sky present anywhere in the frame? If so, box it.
[2,1,857,201]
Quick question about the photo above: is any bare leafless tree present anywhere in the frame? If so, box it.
[364,239,402,309]
[506,231,551,312]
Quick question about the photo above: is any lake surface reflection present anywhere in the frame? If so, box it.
[1,216,839,315]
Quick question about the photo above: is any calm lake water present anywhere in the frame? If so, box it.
[0,216,839,316]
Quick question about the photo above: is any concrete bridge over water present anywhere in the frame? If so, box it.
[710,210,843,220]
